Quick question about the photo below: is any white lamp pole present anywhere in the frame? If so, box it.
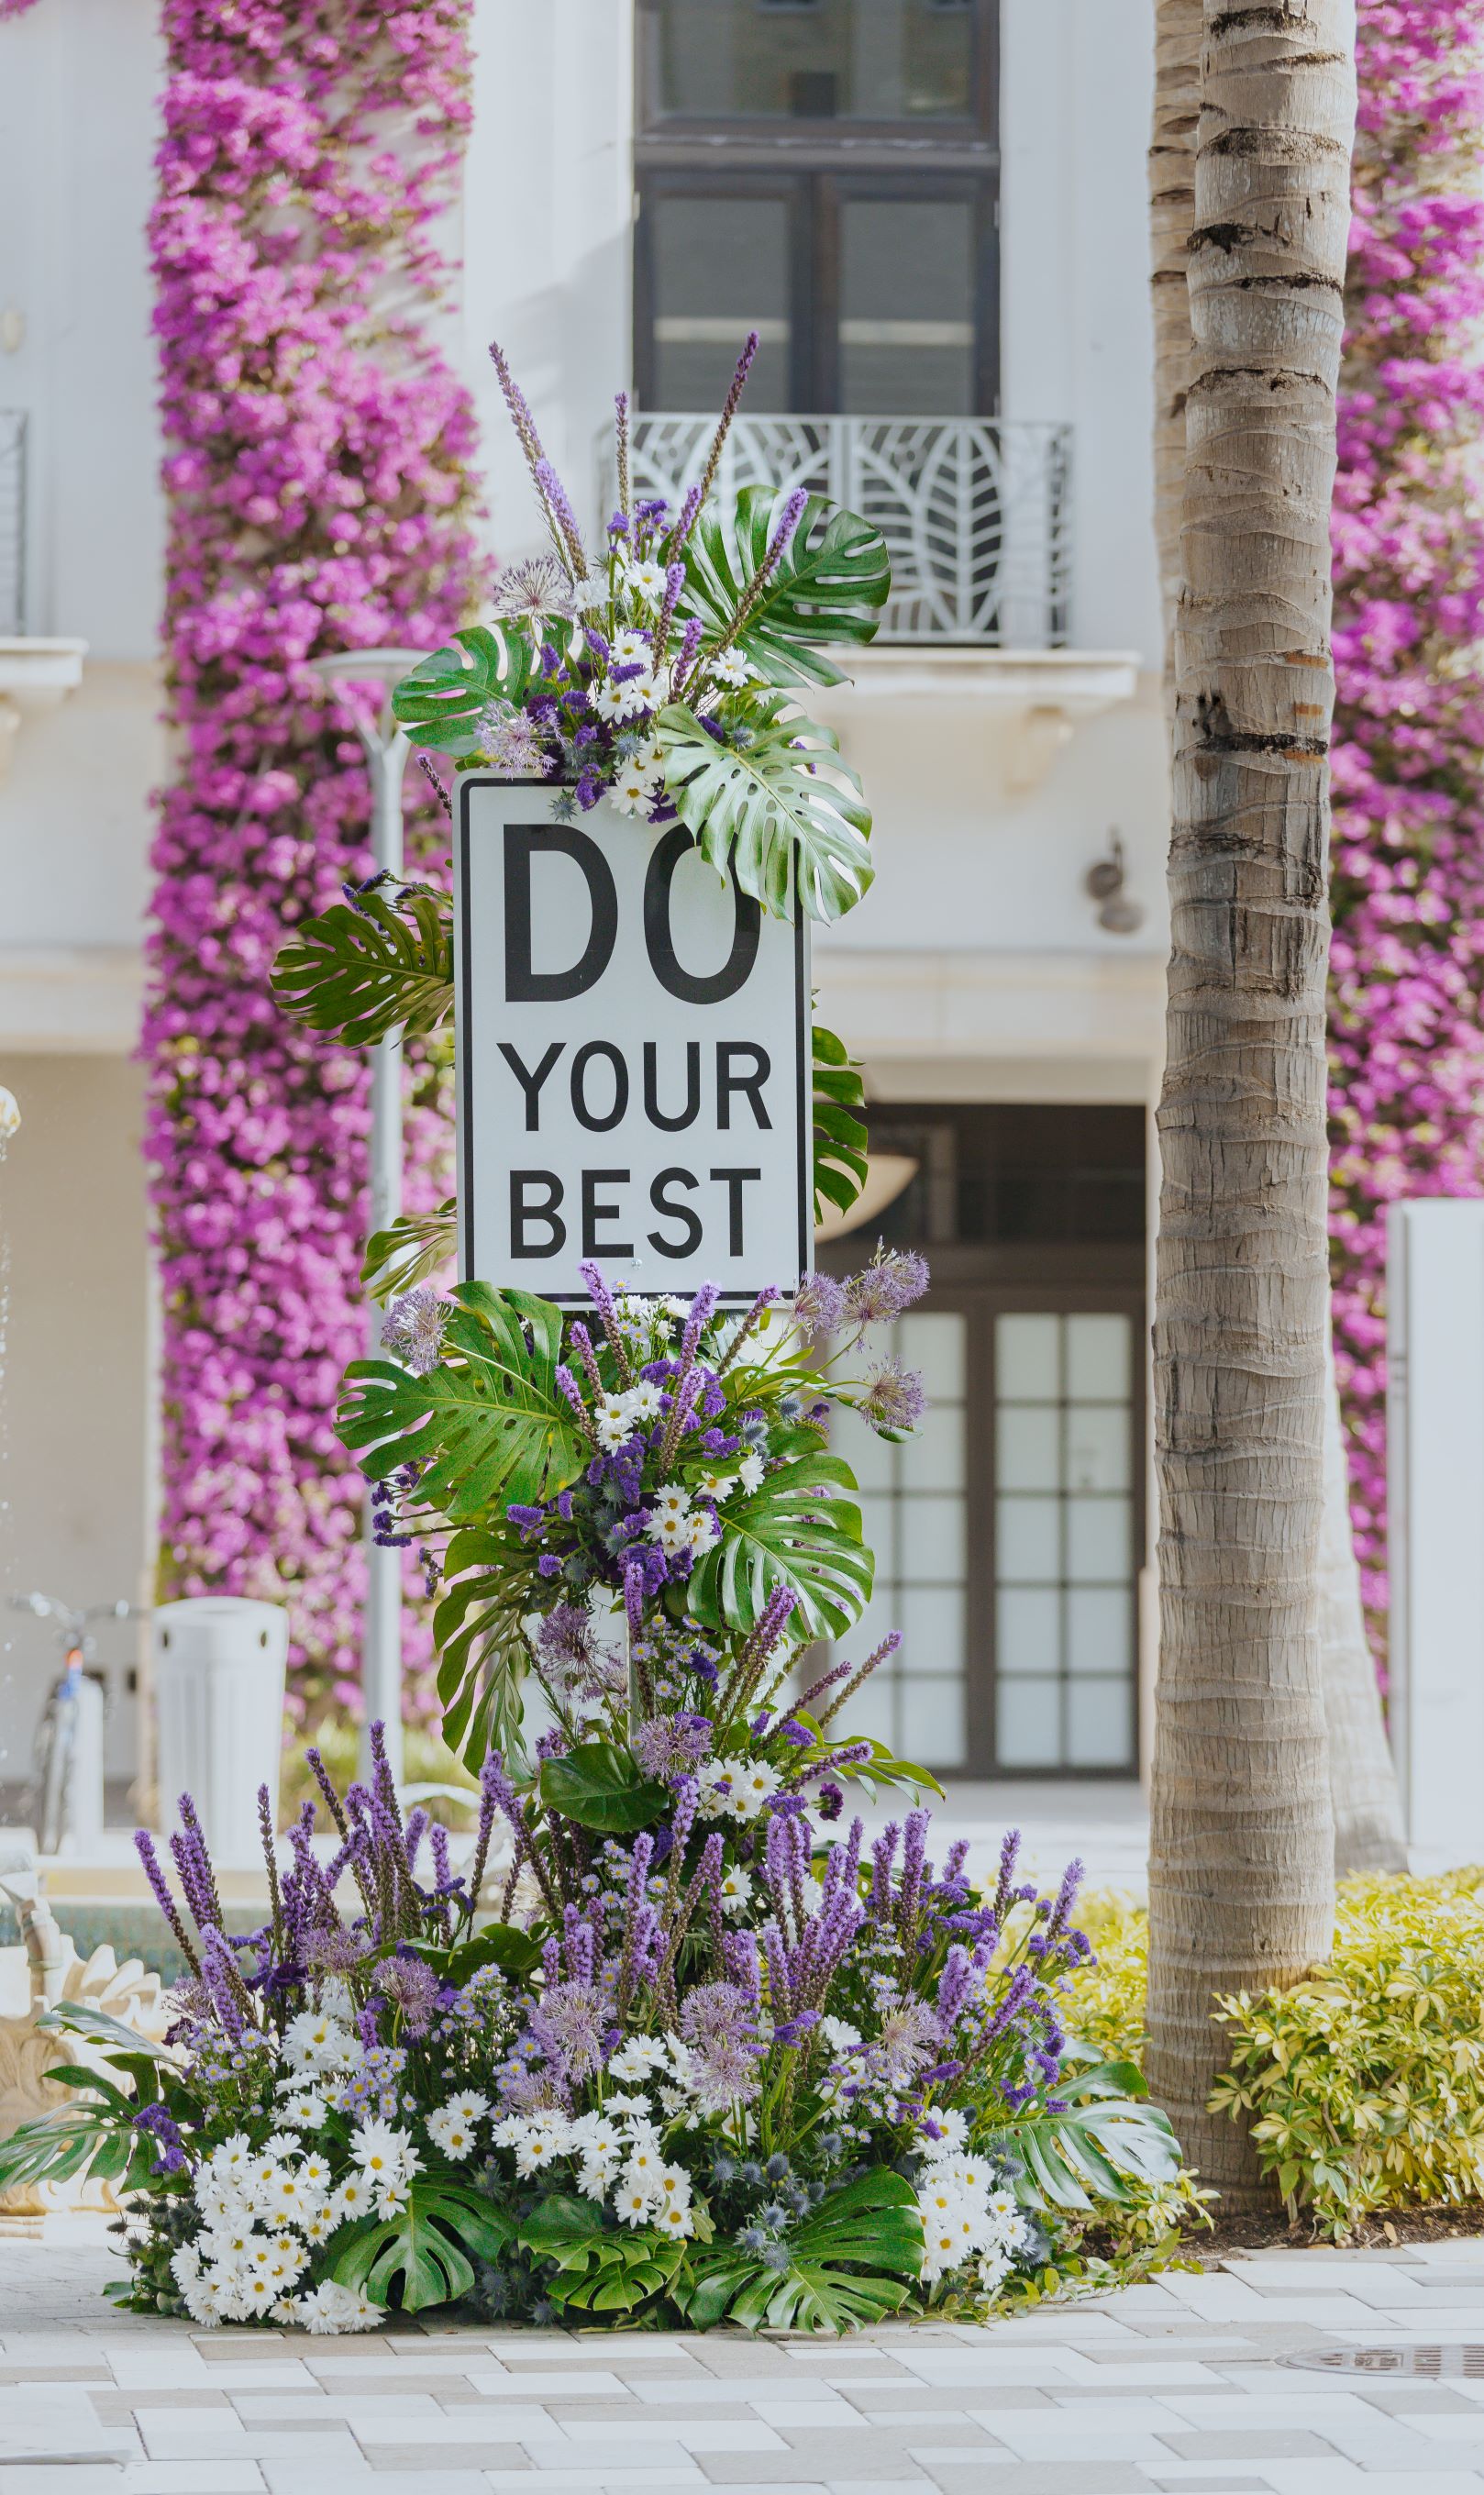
[312,649,426,1787]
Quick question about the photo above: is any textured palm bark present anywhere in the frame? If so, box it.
[1146,1,1354,2198]
[1149,0,1202,666]
[1148,2,1407,1890]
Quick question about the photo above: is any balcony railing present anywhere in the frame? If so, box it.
[619,414,1070,649]
[1,411,25,636]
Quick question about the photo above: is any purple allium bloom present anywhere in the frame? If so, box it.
[476,700,553,778]
[843,1248,931,1325]
[680,1979,761,2108]
[633,1713,713,1779]
[379,1954,442,2036]
[531,1978,606,2079]
[492,555,577,625]
[792,1271,847,1336]
[860,1360,927,1435]
[381,1287,448,1377]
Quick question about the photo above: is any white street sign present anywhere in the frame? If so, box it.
[456,778,810,1302]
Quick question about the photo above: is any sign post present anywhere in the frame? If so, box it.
[455,779,811,1303]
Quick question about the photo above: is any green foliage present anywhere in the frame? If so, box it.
[431,1519,536,1769]
[659,698,871,926]
[328,2176,513,2312]
[1210,1868,1484,2235]
[812,1019,869,1224]
[517,2195,687,2314]
[538,1741,669,1835]
[391,623,549,756]
[0,2003,173,2200]
[674,2169,921,2334]
[418,1921,543,1989]
[991,2057,1181,2216]
[687,1430,872,1643]
[1059,1891,1152,2064]
[362,1199,456,1305]
[681,487,891,691]
[339,1282,586,1523]
[271,883,453,1048]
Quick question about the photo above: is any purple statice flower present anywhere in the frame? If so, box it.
[381,1287,448,1377]
[632,1713,713,1780]
[792,1271,847,1337]
[842,1248,931,1326]
[378,1955,442,2037]
[816,1780,844,1821]
[132,2101,186,2176]
[680,1980,762,2109]
[860,1360,927,1435]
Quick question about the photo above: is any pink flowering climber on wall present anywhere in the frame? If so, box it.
[145,0,484,1720]
[1329,2,1484,1655]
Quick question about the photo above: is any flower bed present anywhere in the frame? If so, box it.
[0,343,1194,2331]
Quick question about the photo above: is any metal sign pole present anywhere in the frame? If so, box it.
[312,650,425,1789]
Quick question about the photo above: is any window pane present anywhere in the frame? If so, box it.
[836,1670,894,1747]
[1066,1678,1133,1769]
[1064,1404,1130,1493]
[996,1313,1060,1400]
[832,1399,892,1490]
[997,1494,1059,1583]
[651,0,976,124]
[899,1582,965,1669]
[899,1492,965,1580]
[906,1676,967,1769]
[651,196,790,409]
[909,1402,965,1491]
[1066,1495,1132,1584]
[997,1403,1059,1492]
[996,1587,1058,1677]
[840,197,974,415]
[1066,1313,1132,1401]
[997,1677,1061,1769]
[897,1308,966,1398]
[1067,1586,1133,1679]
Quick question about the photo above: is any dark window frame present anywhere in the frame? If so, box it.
[636,0,998,146]
[635,164,999,415]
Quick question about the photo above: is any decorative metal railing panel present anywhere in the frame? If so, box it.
[616,414,1070,649]
[0,411,25,636]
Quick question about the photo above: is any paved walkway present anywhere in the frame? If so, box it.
[6,2227,1484,2493]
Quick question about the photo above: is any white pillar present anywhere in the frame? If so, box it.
[1387,1197,1484,1863]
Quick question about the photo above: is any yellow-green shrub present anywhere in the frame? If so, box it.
[1064,1871,1484,2238]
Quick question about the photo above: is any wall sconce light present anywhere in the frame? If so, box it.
[1085,832,1145,936]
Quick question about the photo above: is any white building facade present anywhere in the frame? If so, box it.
[0,0,1167,1791]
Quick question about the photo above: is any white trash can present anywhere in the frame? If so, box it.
[153,1598,289,1866]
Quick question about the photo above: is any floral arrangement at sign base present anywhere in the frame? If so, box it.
[0,339,1199,2329]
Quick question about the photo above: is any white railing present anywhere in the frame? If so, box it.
[615,414,1070,649]
[0,411,25,636]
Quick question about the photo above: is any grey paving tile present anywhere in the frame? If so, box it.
[1158,2434,1355,2460]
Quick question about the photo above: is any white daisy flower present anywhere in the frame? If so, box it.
[297,2279,383,2336]
[717,1865,753,1917]
[593,1393,632,1449]
[612,627,650,665]
[707,648,756,687]
[610,771,654,816]
[684,1508,720,1555]
[628,560,668,604]
[620,1379,665,1425]
[737,1450,766,1494]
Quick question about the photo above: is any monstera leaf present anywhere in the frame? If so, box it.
[539,1741,669,1835]
[659,698,871,926]
[361,1199,457,1305]
[687,1431,872,1642]
[990,2057,1182,2213]
[432,1521,535,1767]
[517,2195,688,2316]
[391,623,552,756]
[339,1282,586,1521]
[681,487,890,690]
[675,2168,921,2334]
[328,2177,513,2312]
[813,1019,869,1222]
[271,885,453,1047]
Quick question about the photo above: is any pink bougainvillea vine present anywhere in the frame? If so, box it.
[145,1,485,1719]
[1329,1,1484,1652]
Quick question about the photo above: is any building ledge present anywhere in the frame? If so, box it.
[0,638,88,783]
[0,945,142,1052]
[814,647,1144,791]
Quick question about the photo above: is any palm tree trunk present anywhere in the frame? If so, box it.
[1146,0,1354,2199]
[1146,2,1407,1891]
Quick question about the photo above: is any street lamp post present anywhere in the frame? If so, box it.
[312,649,426,1788]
